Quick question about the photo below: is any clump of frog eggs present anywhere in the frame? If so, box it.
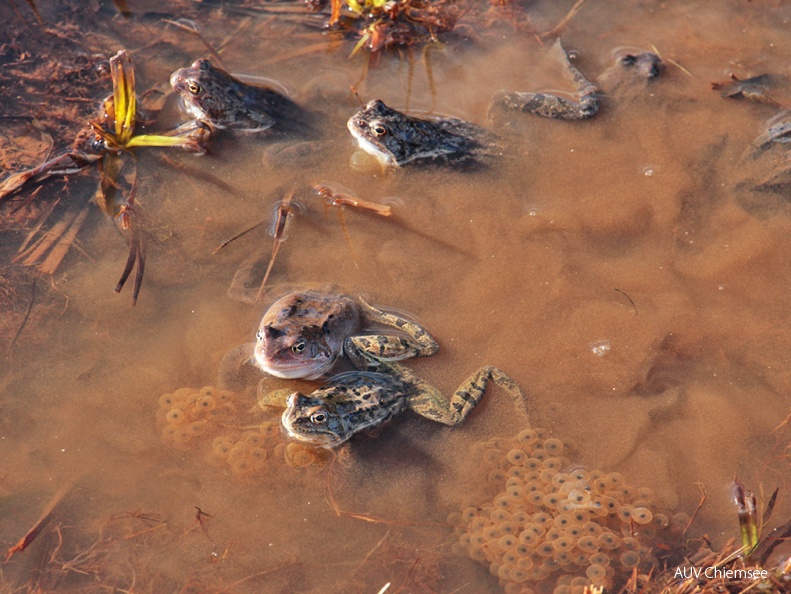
[157,386,328,477]
[450,428,685,594]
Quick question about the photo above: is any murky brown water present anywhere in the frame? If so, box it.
[2,1,791,592]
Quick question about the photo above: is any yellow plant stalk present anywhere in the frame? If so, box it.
[97,50,199,151]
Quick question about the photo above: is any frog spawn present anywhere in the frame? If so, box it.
[209,423,330,479]
[451,428,681,594]
[158,386,239,449]
[157,386,328,476]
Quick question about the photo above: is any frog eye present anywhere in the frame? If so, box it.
[310,410,328,424]
[291,338,307,354]
[370,121,387,137]
[186,80,202,95]
[620,54,637,67]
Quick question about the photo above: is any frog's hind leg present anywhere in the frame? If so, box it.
[489,39,598,121]
[349,299,439,365]
[408,366,527,426]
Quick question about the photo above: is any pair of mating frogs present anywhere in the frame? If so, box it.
[170,40,663,168]
[249,288,523,448]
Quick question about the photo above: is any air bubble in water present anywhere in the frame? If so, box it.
[589,340,611,357]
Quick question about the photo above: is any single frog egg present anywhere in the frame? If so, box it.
[617,505,634,523]
[589,552,611,567]
[577,535,599,554]
[499,534,518,550]
[620,550,641,568]
[652,513,669,529]
[232,458,253,476]
[586,563,607,583]
[631,507,653,524]
[535,541,555,557]
[186,420,207,437]
[491,509,511,523]
[552,536,575,552]
[506,448,528,465]
[599,532,621,549]
[166,409,187,425]
[543,437,564,454]
[161,425,177,442]
[244,432,265,447]
[543,457,564,470]
[517,428,539,444]
[553,513,573,530]
[195,395,216,412]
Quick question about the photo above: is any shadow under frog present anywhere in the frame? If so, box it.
[218,287,439,389]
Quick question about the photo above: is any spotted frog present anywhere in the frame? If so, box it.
[347,99,499,167]
[276,321,525,448]
[254,288,438,380]
[170,59,312,134]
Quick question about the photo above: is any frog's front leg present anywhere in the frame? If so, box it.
[407,366,526,426]
[345,299,439,370]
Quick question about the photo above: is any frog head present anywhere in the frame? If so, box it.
[254,323,337,380]
[281,392,349,448]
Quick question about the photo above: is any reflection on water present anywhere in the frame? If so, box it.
[2,0,791,592]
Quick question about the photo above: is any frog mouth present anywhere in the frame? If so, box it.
[254,355,334,380]
[253,341,336,380]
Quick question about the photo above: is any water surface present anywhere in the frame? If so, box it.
[1,1,790,592]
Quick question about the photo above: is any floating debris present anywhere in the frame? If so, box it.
[310,0,464,56]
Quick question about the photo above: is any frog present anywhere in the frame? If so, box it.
[253,287,439,380]
[488,39,663,121]
[169,59,313,135]
[489,39,599,121]
[346,98,499,167]
[597,49,664,93]
[734,118,791,199]
[711,73,789,108]
[276,325,525,448]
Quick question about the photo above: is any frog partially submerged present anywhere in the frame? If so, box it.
[170,59,312,135]
[347,99,499,167]
[489,40,663,121]
[489,39,599,121]
[736,118,791,197]
[712,73,788,108]
[254,288,438,380]
[277,324,525,448]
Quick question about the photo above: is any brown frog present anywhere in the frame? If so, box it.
[489,40,663,121]
[169,59,313,135]
[347,99,500,167]
[253,288,438,380]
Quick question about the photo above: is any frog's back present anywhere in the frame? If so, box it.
[317,370,413,433]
